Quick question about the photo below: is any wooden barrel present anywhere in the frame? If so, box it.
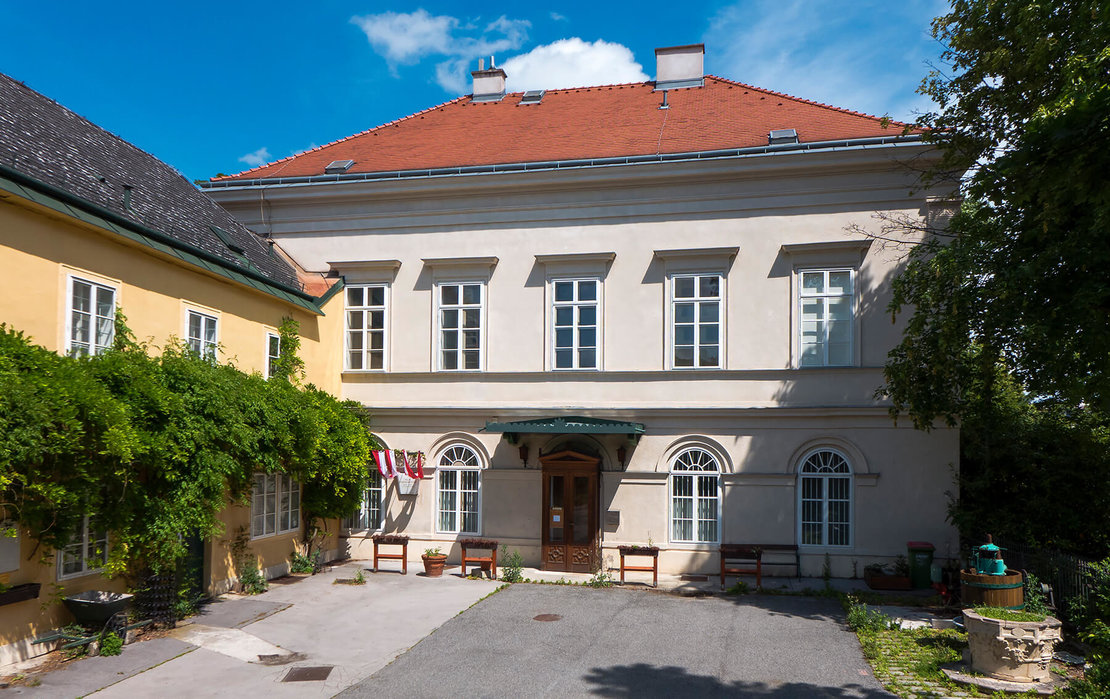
[961,569,1024,609]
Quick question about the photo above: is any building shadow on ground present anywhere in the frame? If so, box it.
[581,663,889,698]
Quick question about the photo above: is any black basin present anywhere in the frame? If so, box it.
[63,590,133,626]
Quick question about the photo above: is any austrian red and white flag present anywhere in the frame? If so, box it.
[401,450,418,479]
[373,450,391,478]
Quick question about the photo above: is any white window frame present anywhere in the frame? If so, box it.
[57,516,108,580]
[434,444,482,535]
[185,309,219,359]
[434,282,486,372]
[264,331,281,379]
[796,267,855,368]
[251,473,301,539]
[344,284,389,371]
[668,448,722,544]
[66,275,117,356]
[797,449,854,548]
[668,273,724,370]
[345,471,385,531]
[550,277,602,371]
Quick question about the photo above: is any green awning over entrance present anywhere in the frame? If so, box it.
[482,415,645,436]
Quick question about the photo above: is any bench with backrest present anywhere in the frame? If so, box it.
[719,544,800,589]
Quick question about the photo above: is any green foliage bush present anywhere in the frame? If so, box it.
[289,551,317,575]
[98,631,123,657]
[845,595,896,632]
[499,546,523,583]
[0,315,373,581]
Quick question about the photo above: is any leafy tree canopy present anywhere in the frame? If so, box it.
[884,0,1110,426]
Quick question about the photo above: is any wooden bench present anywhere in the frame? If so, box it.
[372,534,409,574]
[459,538,498,578]
[720,544,799,589]
[618,545,659,587]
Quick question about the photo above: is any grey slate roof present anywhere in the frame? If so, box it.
[0,72,301,291]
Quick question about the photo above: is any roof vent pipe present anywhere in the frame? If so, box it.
[471,57,507,103]
[655,44,705,91]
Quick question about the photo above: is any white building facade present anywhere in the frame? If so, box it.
[206,45,958,578]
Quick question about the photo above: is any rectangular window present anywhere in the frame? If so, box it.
[800,475,852,546]
[437,283,483,371]
[671,274,721,369]
[68,277,116,356]
[345,471,384,530]
[186,310,218,358]
[345,285,387,370]
[265,332,281,379]
[799,269,853,367]
[58,516,107,580]
[437,469,480,534]
[552,279,599,370]
[251,473,300,538]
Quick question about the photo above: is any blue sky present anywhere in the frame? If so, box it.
[2,1,948,181]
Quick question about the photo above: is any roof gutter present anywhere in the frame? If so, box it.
[200,134,927,190]
[0,161,318,305]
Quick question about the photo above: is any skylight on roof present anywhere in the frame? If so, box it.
[324,159,355,174]
[518,90,545,105]
[768,129,799,145]
[208,225,245,254]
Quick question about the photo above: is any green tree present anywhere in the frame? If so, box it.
[883,1,1110,425]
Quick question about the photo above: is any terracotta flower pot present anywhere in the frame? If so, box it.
[422,554,447,577]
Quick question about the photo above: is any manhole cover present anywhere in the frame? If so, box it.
[282,666,334,682]
[533,614,562,622]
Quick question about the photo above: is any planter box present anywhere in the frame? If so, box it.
[864,572,912,590]
[0,582,42,607]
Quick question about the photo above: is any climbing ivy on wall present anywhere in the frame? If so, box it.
[0,313,373,578]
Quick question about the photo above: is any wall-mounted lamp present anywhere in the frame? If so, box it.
[518,444,529,468]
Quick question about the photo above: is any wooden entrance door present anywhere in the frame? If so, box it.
[541,450,600,573]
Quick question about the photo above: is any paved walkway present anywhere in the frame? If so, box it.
[340,584,892,698]
[3,561,500,698]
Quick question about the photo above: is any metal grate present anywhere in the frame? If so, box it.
[283,666,334,682]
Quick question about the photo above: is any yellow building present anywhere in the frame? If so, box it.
[0,73,345,666]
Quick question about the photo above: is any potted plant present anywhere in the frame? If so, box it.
[864,557,912,590]
[421,547,447,577]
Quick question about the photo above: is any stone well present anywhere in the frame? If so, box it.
[963,608,1062,683]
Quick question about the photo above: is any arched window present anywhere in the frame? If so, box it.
[670,448,720,543]
[798,449,852,547]
[436,444,482,534]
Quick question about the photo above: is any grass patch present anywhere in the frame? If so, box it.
[973,606,1046,622]
[858,626,967,697]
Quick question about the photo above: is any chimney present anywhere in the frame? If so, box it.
[471,55,507,103]
[654,44,705,91]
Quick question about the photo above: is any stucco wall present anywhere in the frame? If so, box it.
[0,197,344,667]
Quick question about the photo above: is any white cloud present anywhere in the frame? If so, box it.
[238,147,271,168]
[350,10,455,66]
[549,12,567,22]
[703,0,944,122]
[502,38,648,92]
[351,10,530,93]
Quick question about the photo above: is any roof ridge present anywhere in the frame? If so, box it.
[214,95,472,181]
[704,75,911,128]
[514,80,653,94]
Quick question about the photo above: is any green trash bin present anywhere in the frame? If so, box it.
[907,541,935,589]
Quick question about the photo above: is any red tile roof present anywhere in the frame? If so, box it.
[215,76,912,181]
